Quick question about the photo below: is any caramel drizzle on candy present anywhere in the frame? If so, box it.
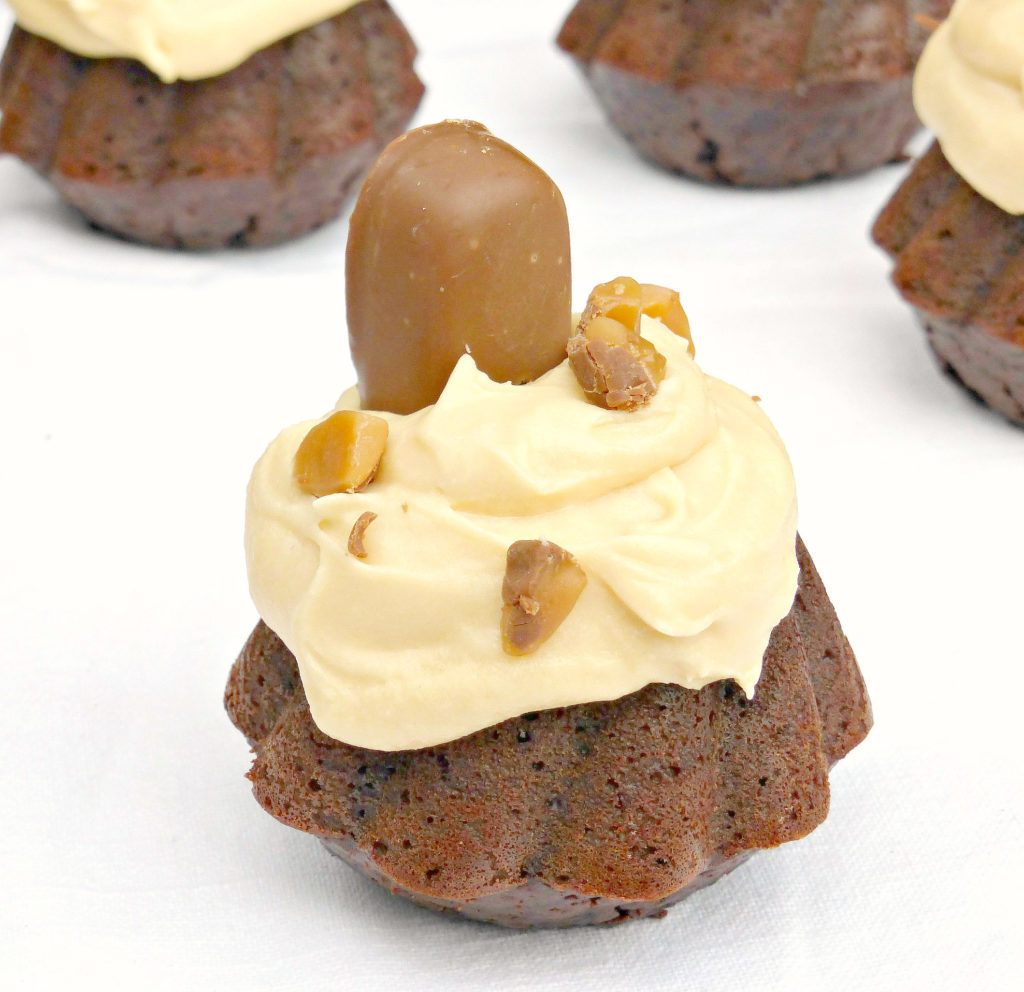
[568,277,693,411]
[502,540,587,656]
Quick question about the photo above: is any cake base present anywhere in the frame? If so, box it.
[873,141,1024,427]
[225,538,871,928]
[921,314,1024,426]
[557,0,951,187]
[0,1,423,249]
[571,64,916,186]
[320,835,754,927]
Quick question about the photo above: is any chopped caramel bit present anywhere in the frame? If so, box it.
[293,411,388,498]
[584,276,645,329]
[640,283,694,357]
[568,277,667,411]
[501,539,587,656]
[348,512,378,559]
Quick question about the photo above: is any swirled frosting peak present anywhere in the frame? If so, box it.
[9,0,362,82]
[245,318,800,751]
[914,0,1024,213]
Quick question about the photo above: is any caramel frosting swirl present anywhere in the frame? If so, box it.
[915,0,1024,213]
[8,0,362,82]
[245,319,799,750]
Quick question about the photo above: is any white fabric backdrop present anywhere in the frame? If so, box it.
[1,2,1021,989]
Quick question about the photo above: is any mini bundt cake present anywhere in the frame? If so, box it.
[557,0,953,186]
[0,1,423,248]
[225,120,872,928]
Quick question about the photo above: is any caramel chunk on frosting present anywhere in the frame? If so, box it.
[292,411,388,498]
[501,540,587,656]
[639,283,694,356]
[346,120,572,415]
[568,277,669,411]
[347,512,378,560]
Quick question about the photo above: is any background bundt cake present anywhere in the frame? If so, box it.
[557,0,953,186]
[873,143,1024,426]
[873,0,1024,426]
[225,538,870,928]
[0,1,423,248]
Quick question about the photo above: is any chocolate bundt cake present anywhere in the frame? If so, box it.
[226,538,870,928]
[0,1,423,248]
[873,143,1024,426]
[557,0,952,186]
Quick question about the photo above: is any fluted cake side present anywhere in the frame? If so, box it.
[873,142,1024,426]
[0,1,424,248]
[557,0,953,186]
[225,537,871,928]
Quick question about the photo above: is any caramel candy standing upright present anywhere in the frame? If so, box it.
[346,121,572,414]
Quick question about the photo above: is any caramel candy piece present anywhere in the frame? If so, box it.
[348,512,378,559]
[567,277,667,411]
[640,283,694,356]
[293,411,388,498]
[501,539,587,656]
[347,120,572,414]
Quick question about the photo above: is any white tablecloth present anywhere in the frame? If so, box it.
[1,3,1021,989]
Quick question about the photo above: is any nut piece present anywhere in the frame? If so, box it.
[640,283,694,357]
[567,277,668,411]
[501,539,587,656]
[348,511,378,559]
[293,411,389,498]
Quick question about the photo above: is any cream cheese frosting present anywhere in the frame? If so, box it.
[245,319,800,751]
[914,0,1024,214]
[8,0,362,82]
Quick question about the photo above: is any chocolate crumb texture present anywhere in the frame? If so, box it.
[501,539,587,656]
